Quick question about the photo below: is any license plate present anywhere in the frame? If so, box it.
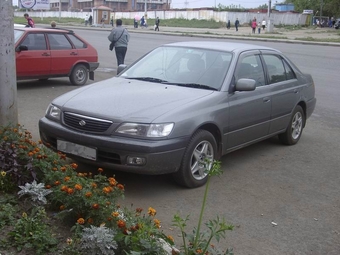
[57,140,97,161]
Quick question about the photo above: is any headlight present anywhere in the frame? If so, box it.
[116,123,174,137]
[46,104,61,121]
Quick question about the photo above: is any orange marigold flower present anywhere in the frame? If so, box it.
[117,219,126,229]
[154,219,161,228]
[196,249,203,254]
[91,183,97,189]
[148,207,157,216]
[106,201,111,205]
[167,235,174,243]
[107,217,112,221]
[102,187,112,194]
[61,185,68,191]
[112,212,119,217]
[71,163,78,169]
[136,208,143,213]
[60,166,67,172]
[34,147,40,152]
[98,167,104,173]
[28,152,34,157]
[77,218,85,225]
[85,192,92,198]
[67,188,74,194]
[45,185,51,189]
[117,184,124,190]
[77,173,84,177]
[75,184,83,190]
[64,176,71,182]
[52,167,58,171]
[60,205,65,211]
[37,154,42,159]
[38,140,43,144]
[92,204,99,209]
[13,128,18,132]
[87,218,93,224]
[54,181,61,186]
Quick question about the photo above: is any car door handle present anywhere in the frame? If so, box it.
[41,52,50,56]
[263,97,271,103]
[70,52,78,55]
[293,89,299,94]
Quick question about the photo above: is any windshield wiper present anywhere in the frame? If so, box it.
[164,82,218,91]
[125,77,168,83]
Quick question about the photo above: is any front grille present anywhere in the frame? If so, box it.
[63,112,112,133]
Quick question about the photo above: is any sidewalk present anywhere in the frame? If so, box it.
[65,23,340,46]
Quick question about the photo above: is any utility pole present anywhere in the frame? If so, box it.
[0,0,18,126]
[144,0,147,26]
[59,0,61,21]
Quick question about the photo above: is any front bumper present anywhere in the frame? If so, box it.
[39,117,189,175]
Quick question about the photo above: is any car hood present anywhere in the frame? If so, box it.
[54,77,215,123]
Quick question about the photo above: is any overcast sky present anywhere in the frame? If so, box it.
[13,0,266,9]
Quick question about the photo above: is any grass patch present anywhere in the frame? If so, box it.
[294,37,340,42]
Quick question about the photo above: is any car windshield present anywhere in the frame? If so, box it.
[120,46,232,90]
[14,29,25,44]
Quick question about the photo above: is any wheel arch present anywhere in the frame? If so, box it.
[297,101,307,127]
[193,123,222,159]
[68,61,90,76]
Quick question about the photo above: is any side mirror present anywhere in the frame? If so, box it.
[117,64,127,75]
[16,45,28,52]
[235,78,256,91]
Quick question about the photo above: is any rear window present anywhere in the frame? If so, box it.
[67,34,87,49]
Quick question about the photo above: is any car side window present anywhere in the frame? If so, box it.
[67,34,87,49]
[262,55,286,84]
[21,33,47,50]
[234,54,265,87]
[283,59,296,80]
[47,33,73,50]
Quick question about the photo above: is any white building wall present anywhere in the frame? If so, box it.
[14,10,308,25]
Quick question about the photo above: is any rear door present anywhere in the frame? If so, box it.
[16,32,51,78]
[47,33,78,75]
[261,52,300,134]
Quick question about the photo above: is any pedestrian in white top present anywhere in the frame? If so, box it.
[84,14,89,26]
[262,19,266,30]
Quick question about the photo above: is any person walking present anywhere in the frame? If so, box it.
[235,18,239,31]
[89,15,93,26]
[84,14,89,26]
[24,13,35,28]
[108,19,130,67]
[101,17,105,28]
[226,20,230,29]
[155,17,160,31]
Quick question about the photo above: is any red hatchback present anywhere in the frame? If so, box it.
[14,27,99,85]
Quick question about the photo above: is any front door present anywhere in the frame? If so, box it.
[16,33,51,78]
[226,51,271,150]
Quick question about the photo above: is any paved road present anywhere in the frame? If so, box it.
[17,30,340,254]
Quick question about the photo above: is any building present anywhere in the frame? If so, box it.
[49,0,170,11]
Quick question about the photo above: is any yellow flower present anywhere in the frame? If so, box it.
[148,207,157,216]
[0,171,6,177]
[22,212,27,218]
[111,212,119,217]
[77,218,85,225]
[167,235,174,243]
[153,219,161,228]
[66,238,73,245]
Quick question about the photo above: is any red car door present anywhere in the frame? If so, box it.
[47,33,78,75]
[16,33,51,78]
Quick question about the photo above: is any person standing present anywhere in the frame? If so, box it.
[155,17,160,31]
[262,18,266,30]
[101,17,105,28]
[89,15,93,26]
[251,19,257,34]
[108,19,130,67]
[110,17,114,27]
[235,18,239,31]
[24,13,35,28]
[257,21,261,34]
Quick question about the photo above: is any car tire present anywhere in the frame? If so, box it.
[173,129,217,188]
[69,64,88,86]
[279,105,305,145]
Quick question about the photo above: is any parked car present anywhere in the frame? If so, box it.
[14,27,99,85]
[39,41,316,188]
[334,18,340,29]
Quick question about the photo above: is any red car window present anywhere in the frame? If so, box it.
[47,33,73,50]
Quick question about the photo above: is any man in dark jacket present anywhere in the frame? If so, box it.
[155,17,160,31]
[108,19,130,67]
